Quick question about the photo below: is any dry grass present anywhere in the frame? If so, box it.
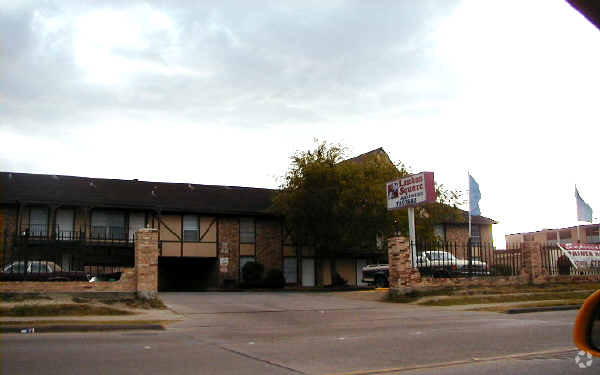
[417,291,595,307]
[72,296,167,310]
[469,300,584,313]
[0,293,52,303]
[0,304,134,317]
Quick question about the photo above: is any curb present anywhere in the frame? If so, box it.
[506,305,581,314]
[0,324,165,334]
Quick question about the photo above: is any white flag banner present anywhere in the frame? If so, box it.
[575,187,593,223]
[557,243,600,270]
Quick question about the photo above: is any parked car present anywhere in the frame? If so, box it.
[0,261,90,281]
[418,251,488,277]
[361,251,489,286]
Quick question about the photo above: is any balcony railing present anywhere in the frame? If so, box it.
[17,224,134,246]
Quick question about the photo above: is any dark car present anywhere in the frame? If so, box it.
[1,261,90,281]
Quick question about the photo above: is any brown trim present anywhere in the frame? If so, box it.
[157,214,182,241]
[199,217,217,242]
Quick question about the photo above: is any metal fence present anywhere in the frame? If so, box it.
[540,243,600,276]
[2,228,135,282]
[413,240,522,277]
[17,224,136,245]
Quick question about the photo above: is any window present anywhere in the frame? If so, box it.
[183,215,199,241]
[523,234,534,242]
[128,212,146,241]
[91,210,126,240]
[239,256,256,281]
[283,257,297,284]
[471,225,481,246]
[546,232,557,241]
[56,208,74,240]
[240,218,255,244]
[433,225,445,241]
[376,232,384,250]
[29,207,48,236]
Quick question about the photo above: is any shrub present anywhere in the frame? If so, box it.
[242,261,264,288]
[489,264,515,276]
[263,269,286,289]
[332,272,348,287]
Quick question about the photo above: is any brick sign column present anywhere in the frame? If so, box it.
[135,228,159,299]
[521,240,544,284]
[388,236,421,297]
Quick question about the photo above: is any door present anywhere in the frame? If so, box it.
[301,258,315,287]
[283,257,298,284]
[356,259,368,286]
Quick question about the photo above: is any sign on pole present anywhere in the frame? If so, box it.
[387,172,436,210]
[386,172,436,267]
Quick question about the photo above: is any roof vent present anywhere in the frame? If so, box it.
[52,175,59,180]
[187,184,194,191]
[133,179,138,181]
[89,181,96,188]
[151,190,158,198]
[8,173,12,180]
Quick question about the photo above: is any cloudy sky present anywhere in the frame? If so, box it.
[2,0,599,247]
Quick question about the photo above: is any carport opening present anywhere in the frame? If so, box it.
[158,257,218,291]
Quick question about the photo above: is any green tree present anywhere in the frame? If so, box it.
[271,141,463,262]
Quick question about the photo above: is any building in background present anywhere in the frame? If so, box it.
[506,224,600,247]
[0,149,498,290]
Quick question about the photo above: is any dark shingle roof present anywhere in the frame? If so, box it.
[0,172,276,215]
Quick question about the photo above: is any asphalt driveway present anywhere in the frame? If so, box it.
[159,291,582,374]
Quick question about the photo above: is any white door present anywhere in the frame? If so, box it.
[356,259,368,286]
[56,208,74,240]
[129,213,146,241]
[301,258,315,287]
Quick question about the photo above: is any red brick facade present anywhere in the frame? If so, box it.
[256,218,283,273]
[217,217,240,286]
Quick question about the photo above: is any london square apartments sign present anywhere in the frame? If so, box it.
[387,172,436,210]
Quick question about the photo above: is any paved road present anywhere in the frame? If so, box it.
[1,292,595,374]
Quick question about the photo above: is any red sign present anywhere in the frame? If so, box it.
[387,172,436,210]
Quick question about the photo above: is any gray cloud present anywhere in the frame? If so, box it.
[0,0,459,133]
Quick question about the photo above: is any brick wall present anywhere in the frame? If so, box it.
[388,236,600,297]
[0,268,137,294]
[256,218,282,273]
[218,217,240,286]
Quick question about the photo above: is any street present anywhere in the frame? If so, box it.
[1,292,594,374]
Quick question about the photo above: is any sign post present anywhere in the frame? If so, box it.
[387,172,436,267]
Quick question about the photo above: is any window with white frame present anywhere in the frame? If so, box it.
[183,215,200,241]
[240,218,255,244]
